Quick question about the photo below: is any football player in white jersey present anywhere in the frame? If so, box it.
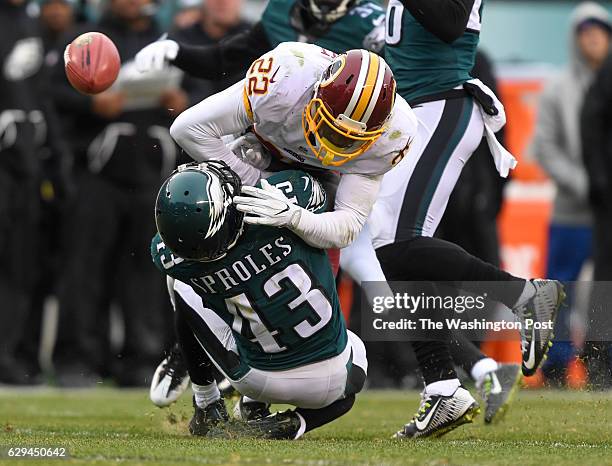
[169,41,417,251]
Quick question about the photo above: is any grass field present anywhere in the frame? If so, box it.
[0,388,610,466]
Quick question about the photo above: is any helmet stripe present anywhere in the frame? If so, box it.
[361,55,388,125]
[343,50,370,118]
[350,52,380,123]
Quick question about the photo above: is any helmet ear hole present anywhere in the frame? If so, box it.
[345,74,354,85]
[184,191,190,196]
[196,207,202,212]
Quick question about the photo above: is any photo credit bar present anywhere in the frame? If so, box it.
[359,281,612,342]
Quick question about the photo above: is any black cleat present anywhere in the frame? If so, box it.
[246,410,303,440]
[150,344,190,407]
[394,386,480,439]
[477,363,522,424]
[189,397,229,436]
[513,279,565,376]
[233,395,272,421]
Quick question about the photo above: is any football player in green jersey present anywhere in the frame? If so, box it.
[151,160,367,439]
[342,0,563,438]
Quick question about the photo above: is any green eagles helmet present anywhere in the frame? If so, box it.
[155,161,244,262]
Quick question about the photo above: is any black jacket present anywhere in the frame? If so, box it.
[170,20,251,106]
[581,53,612,210]
[0,2,46,176]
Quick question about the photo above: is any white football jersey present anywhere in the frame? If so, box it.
[242,42,417,177]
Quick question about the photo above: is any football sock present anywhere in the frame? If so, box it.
[412,340,458,385]
[449,330,488,374]
[471,357,499,383]
[425,378,461,397]
[174,310,216,385]
[295,394,356,438]
[192,382,220,408]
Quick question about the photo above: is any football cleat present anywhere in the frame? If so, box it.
[513,279,565,376]
[476,363,522,424]
[189,397,230,436]
[394,386,480,439]
[246,410,303,440]
[233,396,272,421]
[150,344,190,407]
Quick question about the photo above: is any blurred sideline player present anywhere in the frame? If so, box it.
[141,0,386,408]
[152,161,367,439]
[340,0,565,438]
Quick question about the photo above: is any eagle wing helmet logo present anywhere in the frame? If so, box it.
[203,169,230,239]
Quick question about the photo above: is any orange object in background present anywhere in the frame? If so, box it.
[498,192,552,279]
[566,357,588,390]
[480,331,522,364]
[337,272,354,325]
[498,79,547,182]
[497,76,556,278]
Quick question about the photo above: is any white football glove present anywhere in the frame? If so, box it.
[227,133,271,170]
[135,40,179,73]
[234,179,303,228]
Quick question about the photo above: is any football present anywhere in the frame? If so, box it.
[64,32,120,95]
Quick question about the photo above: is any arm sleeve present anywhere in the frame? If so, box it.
[532,82,588,199]
[172,22,271,80]
[169,80,262,186]
[581,56,612,195]
[290,173,382,249]
[399,0,475,43]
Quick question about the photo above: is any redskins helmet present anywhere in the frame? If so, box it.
[155,161,244,262]
[303,49,396,166]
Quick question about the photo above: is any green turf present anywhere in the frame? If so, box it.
[0,388,610,465]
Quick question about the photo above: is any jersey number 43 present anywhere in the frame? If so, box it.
[224,262,332,353]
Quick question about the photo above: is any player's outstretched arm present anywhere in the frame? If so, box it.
[169,81,262,186]
[400,0,475,43]
[135,23,271,77]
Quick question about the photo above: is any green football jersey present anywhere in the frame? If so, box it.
[261,0,385,53]
[385,0,484,102]
[151,170,347,372]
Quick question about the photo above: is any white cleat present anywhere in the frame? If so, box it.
[150,345,190,407]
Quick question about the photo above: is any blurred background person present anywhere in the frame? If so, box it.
[533,2,611,386]
[170,0,249,106]
[39,0,77,52]
[12,0,78,384]
[581,11,612,391]
[0,0,47,384]
[50,0,184,387]
[172,0,201,30]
